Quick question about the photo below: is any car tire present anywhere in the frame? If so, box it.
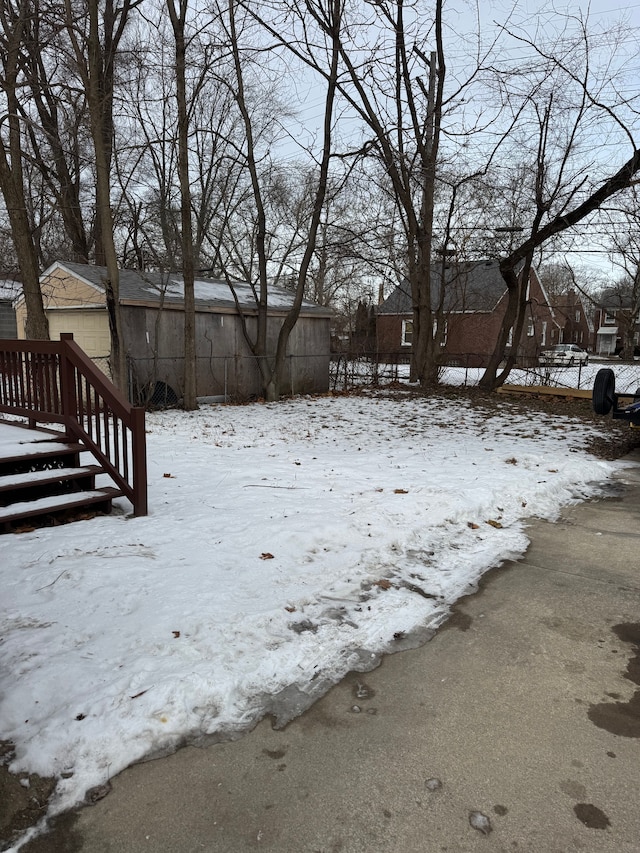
[635,387,640,399]
[593,368,615,415]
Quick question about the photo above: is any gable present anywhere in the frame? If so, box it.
[39,263,106,309]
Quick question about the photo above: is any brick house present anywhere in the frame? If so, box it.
[592,289,640,356]
[547,290,593,351]
[376,259,557,367]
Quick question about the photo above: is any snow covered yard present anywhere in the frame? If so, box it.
[0,391,630,843]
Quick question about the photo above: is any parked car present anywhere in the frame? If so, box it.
[539,344,589,366]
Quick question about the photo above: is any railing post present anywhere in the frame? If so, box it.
[59,333,78,438]
[131,406,148,516]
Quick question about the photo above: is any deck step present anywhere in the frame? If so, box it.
[0,465,104,493]
[0,487,123,525]
[0,442,85,464]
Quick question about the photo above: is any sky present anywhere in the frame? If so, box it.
[1,384,635,850]
[280,0,640,281]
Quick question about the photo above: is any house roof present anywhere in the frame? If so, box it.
[41,262,332,317]
[377,260,508,315]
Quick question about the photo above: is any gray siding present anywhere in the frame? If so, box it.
[121,305,330,401]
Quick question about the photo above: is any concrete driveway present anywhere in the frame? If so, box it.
[18,453,640,853]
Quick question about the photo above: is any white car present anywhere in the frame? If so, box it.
[539,344,589,366]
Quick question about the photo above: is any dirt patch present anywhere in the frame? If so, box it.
[369,384,640,460]
[0,742,57,851]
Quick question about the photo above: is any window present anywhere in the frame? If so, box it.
[541,321,547,346]
[575,310,581,322]
[433,319,448,347]
[605,310,616,323]
[401,319,413,346]
[527,320,534,337]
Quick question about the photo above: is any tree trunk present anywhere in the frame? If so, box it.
[0,0,49,339]
[167,0,197,410]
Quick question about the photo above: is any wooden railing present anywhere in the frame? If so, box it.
[0,334,147,516]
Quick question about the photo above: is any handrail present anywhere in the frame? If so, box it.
[0,334,147,516]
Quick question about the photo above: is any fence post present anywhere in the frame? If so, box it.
[59,333,78,438]
[131,405,148,516]
[290,354,294,397]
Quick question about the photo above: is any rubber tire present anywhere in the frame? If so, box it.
[593,368,615,415]
[635,387,640,400]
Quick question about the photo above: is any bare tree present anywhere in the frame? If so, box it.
[63,0,140,389]
[478,12,640,389]
[166,0,198,409]
[209,0,342,401]
[0,0,48,338]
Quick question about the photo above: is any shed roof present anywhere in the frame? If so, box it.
[377,260,508,315]
[41,262,332,317]
[0,280,21,302]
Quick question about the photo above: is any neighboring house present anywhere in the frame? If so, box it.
[376,259,556,367]
[547,289,593,351]
[15,262,332,401]
[593,289,640,356]
[0,278,20,339]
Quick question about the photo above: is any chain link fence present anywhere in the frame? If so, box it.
[328,352,640,395]
[85,350,640,407]
[125,353,332,408]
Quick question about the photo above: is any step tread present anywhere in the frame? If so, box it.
[0,487,123,523]
[0,465,104,491]
[0,442,86,464]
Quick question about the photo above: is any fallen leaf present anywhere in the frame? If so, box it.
[394,488,409,494]
[75,713,86,721]
[163,473,175,479]
[260,552,275,560]
[374,578,392,590]
[285,606,296,613]
[486,519,503,529]
[467,522,479,529]
[172,631,180,638]
[548,469,558,473]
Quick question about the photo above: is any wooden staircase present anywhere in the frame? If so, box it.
[0,335,147,533]
[0,426,124,531]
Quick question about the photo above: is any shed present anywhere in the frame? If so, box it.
[16,262,332,401]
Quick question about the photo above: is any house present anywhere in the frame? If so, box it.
[14,262,332,402]
[592,289,640,356]
[0,278,19,339]
[376,259,557,367]
[547,289,593,351]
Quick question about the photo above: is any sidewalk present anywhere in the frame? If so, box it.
[21,453,640,853]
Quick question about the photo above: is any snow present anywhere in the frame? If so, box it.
[140,276,315,310]
[0,391,631,847]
